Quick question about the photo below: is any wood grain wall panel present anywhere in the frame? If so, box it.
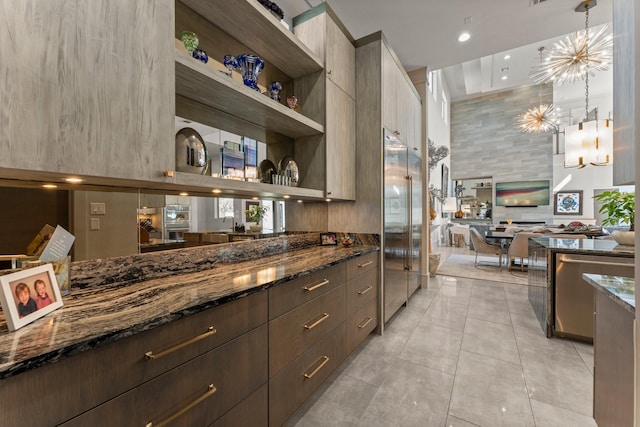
[0,0,174,181]
[612,0,636,185]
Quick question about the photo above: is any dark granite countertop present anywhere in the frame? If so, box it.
[0,243,378,379]
[531,237,635,256]
[583,274,635,314]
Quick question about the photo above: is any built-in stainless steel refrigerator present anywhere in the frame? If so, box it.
[383,129,422,323]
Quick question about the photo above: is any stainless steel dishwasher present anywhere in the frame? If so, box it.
[554,253,634,341]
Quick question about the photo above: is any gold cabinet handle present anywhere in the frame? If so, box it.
[357,285,373,295]
[145,326,216,360]
[358,260,373,268]
[304,279,329,292]
[145,384,217,427]
[357,316,373,329]
[303,356,330,379]
[304,313,330,330]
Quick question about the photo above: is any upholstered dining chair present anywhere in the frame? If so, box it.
[507,232,541,271]
[469,228,504,269]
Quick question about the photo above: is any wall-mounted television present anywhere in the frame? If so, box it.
[495,180,550,207]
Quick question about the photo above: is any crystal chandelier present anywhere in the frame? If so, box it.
[562,0,612,168]
[517,47,557,134]
[530,1,612,86]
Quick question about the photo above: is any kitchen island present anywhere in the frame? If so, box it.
[0,233,380,426]
[583,274,635,427]
[528,237,634,340]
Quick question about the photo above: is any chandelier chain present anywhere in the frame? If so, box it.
[584,5,590,120]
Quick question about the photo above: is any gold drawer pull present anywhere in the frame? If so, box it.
[304,356,330,379]
[358,285,373,295]
[304,313,330,330]
[358,260,373,268]
[304,279,329,292]
[145,384,217,427]
[357,316,373,329]
[145,326,216,360]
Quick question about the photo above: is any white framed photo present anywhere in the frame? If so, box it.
[0,264,64,332]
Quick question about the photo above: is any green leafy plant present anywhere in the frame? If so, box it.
[245,204,268,223]
[593,190,635,231]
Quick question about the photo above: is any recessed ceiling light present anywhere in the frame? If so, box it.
[42,184,58,189]
[179,192,188,196]
[212,189,221,194]
[283,195,290,199]
[504,54,511,60]
[65,177,83,183]
[501,75,508,80]
[297,200,303,203]
[457,32,471,42]
[252,196,259,200]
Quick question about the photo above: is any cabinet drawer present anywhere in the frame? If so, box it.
[346,252,378,281]
[62,324,268,427]
[347,299,378,355]
[346,268,378,315]
[269,323,346,427]
[0,290,267,427]
[269,285,346,376]
[269,263,346,319]
[209,383,267,427]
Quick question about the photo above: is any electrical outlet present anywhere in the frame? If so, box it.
[90,218,100,230]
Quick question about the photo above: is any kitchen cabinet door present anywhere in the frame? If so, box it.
[326,15,356,99]
[326,81,356,200]
[0,0,174,181]
[382,46,398,133]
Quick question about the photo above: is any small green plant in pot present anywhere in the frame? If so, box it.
[245,204,268,232]
[593,190,635,245]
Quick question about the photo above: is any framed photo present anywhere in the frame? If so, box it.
[554,190,583,215]
[320,232,337,246]
[0,264,64,331]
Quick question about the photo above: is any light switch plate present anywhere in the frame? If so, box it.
[90,202,106,215]
[90,218,100,230]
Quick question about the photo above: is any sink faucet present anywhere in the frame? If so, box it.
[222,215,234,224]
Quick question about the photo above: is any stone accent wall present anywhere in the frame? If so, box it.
[451,85,554,223]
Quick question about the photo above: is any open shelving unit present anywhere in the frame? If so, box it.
[174,0,328,201]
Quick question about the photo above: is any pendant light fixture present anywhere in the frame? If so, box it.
[562,0,612,168]
[530,0,612,86]
[516,47,557,134]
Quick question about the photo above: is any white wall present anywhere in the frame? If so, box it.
[427,70,452,211]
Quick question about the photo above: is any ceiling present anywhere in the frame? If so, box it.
[275,0,613,102]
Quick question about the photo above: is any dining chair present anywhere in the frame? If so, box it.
[469,228,504,269]
[507,232,542,271]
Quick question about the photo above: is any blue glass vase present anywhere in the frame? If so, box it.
[269,81,283,102]
[235,54,264,91]
[192,48,208,64]
[223,55,237,77]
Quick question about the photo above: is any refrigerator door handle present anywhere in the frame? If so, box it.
[406,175,412,270]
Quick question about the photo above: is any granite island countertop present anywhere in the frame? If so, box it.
[583,274,635,314]
[0,243,379,379]
[531,237,635,256]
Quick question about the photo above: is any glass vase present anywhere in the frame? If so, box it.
[235,54,264,91]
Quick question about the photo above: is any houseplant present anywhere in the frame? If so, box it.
[245,204,269,232]
[593,190,635,245]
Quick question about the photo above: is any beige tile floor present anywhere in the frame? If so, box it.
[286,246,596,427]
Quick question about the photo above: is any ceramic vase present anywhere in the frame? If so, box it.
[250,224,262,233]
[286,95,298,109]
[235,54,264,91]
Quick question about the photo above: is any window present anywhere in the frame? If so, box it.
[441,91,448,124]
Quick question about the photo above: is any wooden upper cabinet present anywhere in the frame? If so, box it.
[325,16,356,99]
[326,81,356,200]
[0,0,175,181]
[382,47,398,133]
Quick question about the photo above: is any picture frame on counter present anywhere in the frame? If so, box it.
[554,190,583,215]
[320,232,337,246]
[0,264,64,331]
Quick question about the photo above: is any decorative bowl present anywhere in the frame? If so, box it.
[192,48,208,63]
